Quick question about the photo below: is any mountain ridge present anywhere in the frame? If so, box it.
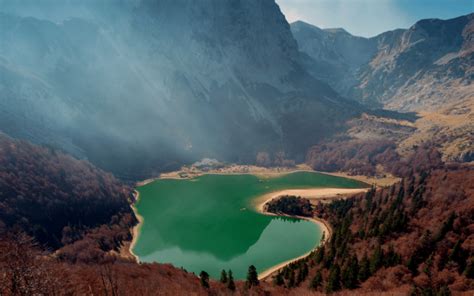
[292,12,474,111]
[0,0,361,179]
[292,13,473,163]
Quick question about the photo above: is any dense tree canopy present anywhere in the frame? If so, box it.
[0,134,136,256]
[265,195,313,217]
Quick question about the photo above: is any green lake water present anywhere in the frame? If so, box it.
[133,172,367,279]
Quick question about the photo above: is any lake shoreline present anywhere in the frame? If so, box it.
[125,169,372,277]
[137,164,399,187]
[121,190,142,263]
[253,187,368,281]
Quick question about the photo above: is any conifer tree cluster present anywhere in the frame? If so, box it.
[269,170,472,294]
[273,257,310,288]
[246,265,259,288]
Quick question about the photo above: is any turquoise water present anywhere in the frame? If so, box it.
[133,172,367,279]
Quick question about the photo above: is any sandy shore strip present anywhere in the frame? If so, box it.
[144,164,399,187]
[254,187,369,280]
[125,190,143,263]
[253,188,370,212]
[320,171,400,187]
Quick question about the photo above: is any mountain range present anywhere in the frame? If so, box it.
[1,2,472,178]
[292,13,473,112]
[0,0,359,179]
[292,13,473,163]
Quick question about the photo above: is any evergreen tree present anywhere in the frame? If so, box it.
[407,255,419,275]
[436,285,451,296]
[423,254,434,279]
[199,271,209,288]
[370,244,383,274]
[296,269,303,286]
[437,249,448,271]
[365,187,375,212]
[326,263,341,293]
[283,266,291,279]
[273,272,284,286]
[342,254,359,289]
[287,269,295,288]
[220,269,228,283]
[227,270,236,291]
[409,285,419,296]
[296,262,309,285]
[449,239,468,273]
[408,230,435,275]
[358,252,371,282]
[246,265,259,288]
[385,244,401,267]
[309,270,322,290]
[420,286,435,296]
[434,212,456,242]
[314,245,325,264]
[324,245,336,268]
[449,239,462,262]
[302,262,309,279]
[464,258,474,279]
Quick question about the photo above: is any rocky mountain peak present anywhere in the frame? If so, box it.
[0,0,356,177]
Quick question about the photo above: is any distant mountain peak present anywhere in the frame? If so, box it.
[323,27,351,35]
[291,20,322,31]
[292,12,473,108]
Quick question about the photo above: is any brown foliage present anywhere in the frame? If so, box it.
[306,139,397,176]
[0,232,63,295]
[0,134,137,255]
[308,166,474,294]
[1,134,472,295]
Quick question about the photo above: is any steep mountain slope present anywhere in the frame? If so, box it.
[292,13,473,112]
[355,14,473,112]
[291,21,378,98]
[293,14,473,163]
[0,0,359,178]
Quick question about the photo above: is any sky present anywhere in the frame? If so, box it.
[276,0,474,37]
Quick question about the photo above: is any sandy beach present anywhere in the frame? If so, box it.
[253,188,370,212]
[124,190,143,263]
[254,187,369,280]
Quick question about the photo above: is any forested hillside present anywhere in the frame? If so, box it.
[0,134,136,259]
[269,167,474,295]
[1,134,471,295]
[0,1,472,295]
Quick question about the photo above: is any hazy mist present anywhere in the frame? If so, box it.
[0,0,357,178]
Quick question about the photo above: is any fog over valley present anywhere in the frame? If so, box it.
[0,0,361,179]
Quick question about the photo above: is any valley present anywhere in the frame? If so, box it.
[0,1,472,295]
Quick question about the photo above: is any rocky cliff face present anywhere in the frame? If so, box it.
[293,14,473,163]
[291,21,377,98]
[0,0,358,178]
[292,13,474,112]
[355,14,473,112]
